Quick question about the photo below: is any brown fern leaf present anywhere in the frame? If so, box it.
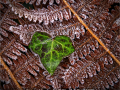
[108,0,120,4]
[78,62,120,89]
[24,0,75,5]
[9,0,74,25]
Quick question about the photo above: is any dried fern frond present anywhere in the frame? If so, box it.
[25,0,75,5]
[9,0,73,25]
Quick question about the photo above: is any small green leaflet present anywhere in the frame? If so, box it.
[29,32,75,75]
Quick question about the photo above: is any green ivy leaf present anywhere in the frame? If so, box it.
[28,32,75,75]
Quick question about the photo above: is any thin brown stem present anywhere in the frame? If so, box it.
[0,56,22,90]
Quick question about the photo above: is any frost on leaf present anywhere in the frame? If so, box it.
[29,32,75,75]
[26,0,75,5]
[10,2,73,25]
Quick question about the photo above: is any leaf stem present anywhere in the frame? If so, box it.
[0,56,22,90]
